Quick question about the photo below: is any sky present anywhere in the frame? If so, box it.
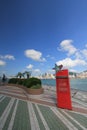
[0,0,87,77]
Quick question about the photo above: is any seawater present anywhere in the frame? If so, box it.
[41,78,87,91]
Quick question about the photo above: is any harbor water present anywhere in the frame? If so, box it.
[41,78,87,91]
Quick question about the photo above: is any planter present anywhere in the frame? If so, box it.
[6,84,44,98]
[6,84,28,92]
[27,87,44,95]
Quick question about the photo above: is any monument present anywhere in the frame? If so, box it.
[53,64,72,110]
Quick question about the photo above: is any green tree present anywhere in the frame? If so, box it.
[16,72,24,79]
[24,71,31,79]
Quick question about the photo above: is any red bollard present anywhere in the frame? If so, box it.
[56,69,72,110]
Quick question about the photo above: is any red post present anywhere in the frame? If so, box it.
[56,69,72,110]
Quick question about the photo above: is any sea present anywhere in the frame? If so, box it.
[41,78,87,91]
[0,78,87,91]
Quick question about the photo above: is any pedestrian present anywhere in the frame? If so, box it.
[2,74,6,84]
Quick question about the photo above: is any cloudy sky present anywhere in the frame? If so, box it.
[0,0,87,76]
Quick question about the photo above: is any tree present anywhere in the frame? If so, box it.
[16,72,24,79]
[24,71,31,79]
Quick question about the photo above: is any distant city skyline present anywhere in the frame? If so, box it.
[0,0,87,77]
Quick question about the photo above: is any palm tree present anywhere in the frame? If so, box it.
[24,71,31,79]
[16,72,24,79]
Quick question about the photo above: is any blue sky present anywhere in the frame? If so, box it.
[0,0,87,77]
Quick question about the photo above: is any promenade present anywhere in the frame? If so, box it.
[0,85,87,130]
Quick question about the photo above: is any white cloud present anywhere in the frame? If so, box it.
[56,39,87,71]
[69,69,78,73]
[34,69,41,72]
[75,51,82,59]
[31,69,41,76]
[0,60,6,66]
[81,49,87,58]
[0,55,15,60]
[4,55,15,60]
[56,58,87,68]
[26,64,33,69]
[46,55,50,58]
[24,49,46,62]
[0,55,3,59]
[46,54,55,60]
[48,69,55,73]
[58,40,77,56]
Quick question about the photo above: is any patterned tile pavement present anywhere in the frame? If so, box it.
[0,85,87,130]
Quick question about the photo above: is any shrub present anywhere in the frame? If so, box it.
[8,78,19,84]
[8,77,42,89]
[25,77,42,88]
[17,79,25,85]
[30,84,42,89]
[22,79,28,86]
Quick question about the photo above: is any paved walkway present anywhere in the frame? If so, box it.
[0,85,87,130]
